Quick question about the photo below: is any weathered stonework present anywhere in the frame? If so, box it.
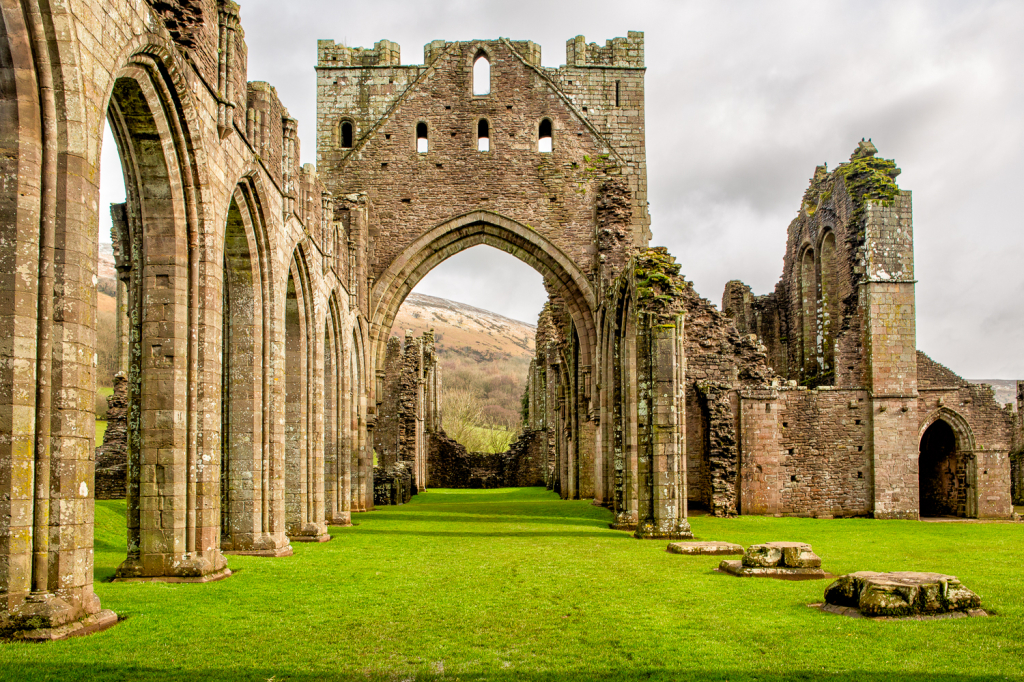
[0,2,1017,640]
[719,542,827,579]
[373,330,441,500]
[824,571,982,618]
[95,373,129,500]
[428,430,546,489]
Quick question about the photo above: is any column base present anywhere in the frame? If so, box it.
[224,546,293,557]
[328,512,353,527]
[112,568,232,584]
[633,518,693,540]
[114,551,229,581]
[288,534,331,543]
[17,609,118,641]
[609,510,638,531]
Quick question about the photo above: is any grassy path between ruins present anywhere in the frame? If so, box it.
[2,487,1023,681]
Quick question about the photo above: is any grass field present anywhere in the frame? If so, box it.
[95,419,107,447]
[1,488,1022,681]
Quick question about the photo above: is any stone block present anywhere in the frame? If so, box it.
[667,541,743,556]
[824,571,982,617]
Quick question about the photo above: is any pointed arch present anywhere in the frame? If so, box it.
[369,210,597,381]
[918,407,978,518]
[284,244,329,541]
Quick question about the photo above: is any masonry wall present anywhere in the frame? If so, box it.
[739,387,872,517]
[315,36,644,286]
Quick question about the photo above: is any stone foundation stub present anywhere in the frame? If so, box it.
[743,542,821,568]
[667,541,744,556]
[718,560,828,580]
[824,571,982,618]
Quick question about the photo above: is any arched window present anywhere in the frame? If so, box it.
[538,118,552,153]
[800,247,817,376]
[473,52,490,96]
[340,121,353,148]
[819,232,837,373]
[477,119,490,152]
[416,121,428,153]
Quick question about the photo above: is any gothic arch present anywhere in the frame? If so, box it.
[369,210,597,380]
[284,244,329,542]
[918,407,978,518]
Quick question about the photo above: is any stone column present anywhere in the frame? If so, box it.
[862,194,920,520]
[634,314,692,539]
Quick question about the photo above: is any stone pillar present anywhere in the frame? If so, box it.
[863,193,919,520]
[634,314,691,539]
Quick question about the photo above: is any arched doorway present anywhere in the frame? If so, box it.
[919,414,976,518]
[369,211,597,500]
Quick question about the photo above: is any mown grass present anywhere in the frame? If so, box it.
[1,488,1022,681]
[95,419,107,447]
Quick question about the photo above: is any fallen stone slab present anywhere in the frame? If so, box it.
[824,571,982,618]
[667,541,744,556]
[718,559,829,580]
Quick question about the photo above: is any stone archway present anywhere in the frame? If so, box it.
[368,211,598,498]
[368,210,597,376]
[918,409,977,518]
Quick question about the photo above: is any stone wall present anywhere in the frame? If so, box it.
[427,430,546,488]
[95,374,129,500]
[372,330,440,500]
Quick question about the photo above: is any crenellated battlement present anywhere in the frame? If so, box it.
[565,31,644,68]
[317,38,401,67]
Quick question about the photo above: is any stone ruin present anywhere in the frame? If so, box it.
[718,542,826,579]
[822,571,984,619]
[0,0,1019,639]
[95,374,129,500]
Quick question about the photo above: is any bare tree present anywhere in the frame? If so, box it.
[441,387,483,447]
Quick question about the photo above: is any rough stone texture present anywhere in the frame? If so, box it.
[720,142,1016,521]
[373,330,440,501]
[373,462,414,506]
[719,542,826,578]
[824,571,982,618]
[0,0,367,636]
[95,373,129,500]
[666,542,743,556]
[742,542,821,569]
[719,560,828,579]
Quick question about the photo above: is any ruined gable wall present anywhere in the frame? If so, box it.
[316,38,639,285]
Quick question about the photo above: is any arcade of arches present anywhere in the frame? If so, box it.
[0,1,1019,639]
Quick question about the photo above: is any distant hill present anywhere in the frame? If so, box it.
[392,292,535,363]
[968,379,1017,408]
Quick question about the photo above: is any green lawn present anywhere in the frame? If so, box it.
[2,488,1022,681]
[95,419,107,447]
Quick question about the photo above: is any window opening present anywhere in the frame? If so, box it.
[615,80,620,107]
[416,121,428,153]
[477,119,490,152]
[473,52,490,96]
[538,118,552,153]
[340,121,353,148]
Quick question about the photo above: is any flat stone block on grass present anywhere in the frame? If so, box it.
[743,542,821,568]
[824,571,982,618]
[718,559,829,580]
[667,541,743,556]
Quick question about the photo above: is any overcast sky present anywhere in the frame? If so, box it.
[99,0,1024,379]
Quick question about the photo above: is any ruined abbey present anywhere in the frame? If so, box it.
[1,0,1021,639]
